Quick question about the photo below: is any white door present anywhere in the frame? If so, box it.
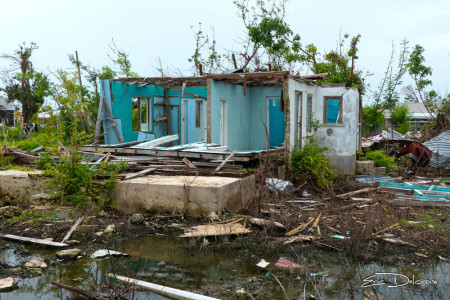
[220,100,228,146]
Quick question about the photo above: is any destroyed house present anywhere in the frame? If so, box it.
[97,71,360,173]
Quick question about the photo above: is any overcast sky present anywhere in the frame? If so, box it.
[1,0,449,106]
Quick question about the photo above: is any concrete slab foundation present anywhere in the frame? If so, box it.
[355,160,375,175]
[0,170,44,205]
[116,175,256,217]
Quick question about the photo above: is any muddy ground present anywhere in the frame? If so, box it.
[0,173,449,299]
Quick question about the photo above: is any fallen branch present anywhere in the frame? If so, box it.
[336,187,379,199]
[50,281,98,300]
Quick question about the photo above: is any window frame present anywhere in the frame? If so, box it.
[306,94,313,133]
[131,96,153,132]
[323,96,343,125]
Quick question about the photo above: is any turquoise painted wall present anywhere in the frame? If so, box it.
[210,80,283,151]
[109,81,207,142]
[210,81,251,150]
[249,85,283,150]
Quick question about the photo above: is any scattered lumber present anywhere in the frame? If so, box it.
[180,223,251,238]
[0,234,68,247]
[123,168,156,180]
[368,223,400,238]
[134,134,179,148]
[329,200,378,213]
[285,218,314,236]
[213,149,237,172]
[61,217,84,243]
[283,235,317,245]
[109,274,220,300]
[312,213,322,228]
[336,187,379,199]
[182,157,197,169]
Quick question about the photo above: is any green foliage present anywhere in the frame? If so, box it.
[10,211,55,227]
[0,155,14,168]
[0,42,51,124]
[365,150,396,172]
[108,39,139,78]
[99,66,117,79]
[390,103,412,133]
[188,22,224,75]
[290,139,337,189]
[36,152,54,170]
[404,44,444,118]
[362,104,385,136]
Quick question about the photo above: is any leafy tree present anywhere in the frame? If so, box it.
[188,23,224,75]
[99,66,117,79]
[373,39,409,108]
[0,42,51,124]
[108,39,139,78]
[404,44,438,117]
[362,104,385,136]
[390,103,412,133]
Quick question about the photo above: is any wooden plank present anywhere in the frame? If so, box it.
[164,88,172,146]
[134,134,179,148]
[61,217,84,243]
[182,157,197,169]
[214,150,237,172]
[285,218,314,236]
[154,117,167,122]
[368,223,400,238]
[0,234,68,247]
[123,168,156,180]
[168,87,207,100]
[207,79,212,143]
[336,187,378,199]
[102,97,124,143]
[93,89,105,144]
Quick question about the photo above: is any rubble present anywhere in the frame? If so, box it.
[0,277,19,291]
[55,248,81,260]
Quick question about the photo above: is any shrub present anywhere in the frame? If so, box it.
[365,150,396,172]
[290,139,337,189]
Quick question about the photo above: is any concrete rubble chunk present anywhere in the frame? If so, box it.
[0,206,22,218]
[30,192,57,202]
[55,248,81,260]
[24,257,47,269]
[266,178,293,192]
[0,277,19,291]
[130,213,144,224]
[104,224,115,234]
[208,212,220,222]
[91,249,129,259]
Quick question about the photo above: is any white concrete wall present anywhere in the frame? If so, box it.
[288,79,360,173]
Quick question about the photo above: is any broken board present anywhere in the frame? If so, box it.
[0,234,68,247]
[179,223,251,238]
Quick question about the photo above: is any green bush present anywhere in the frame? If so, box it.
[365,150,396,172]
[290,139,337,189]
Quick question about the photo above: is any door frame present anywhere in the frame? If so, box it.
[181,98,207,145]
[267,96,283,147]
[296,91,303,148]
[219,99,228,146]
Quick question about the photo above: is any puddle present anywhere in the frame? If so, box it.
[0,236,448,299]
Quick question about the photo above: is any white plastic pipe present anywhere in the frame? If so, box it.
[108,274,220,300]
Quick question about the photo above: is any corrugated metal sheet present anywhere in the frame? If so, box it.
[424,130,450,168]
